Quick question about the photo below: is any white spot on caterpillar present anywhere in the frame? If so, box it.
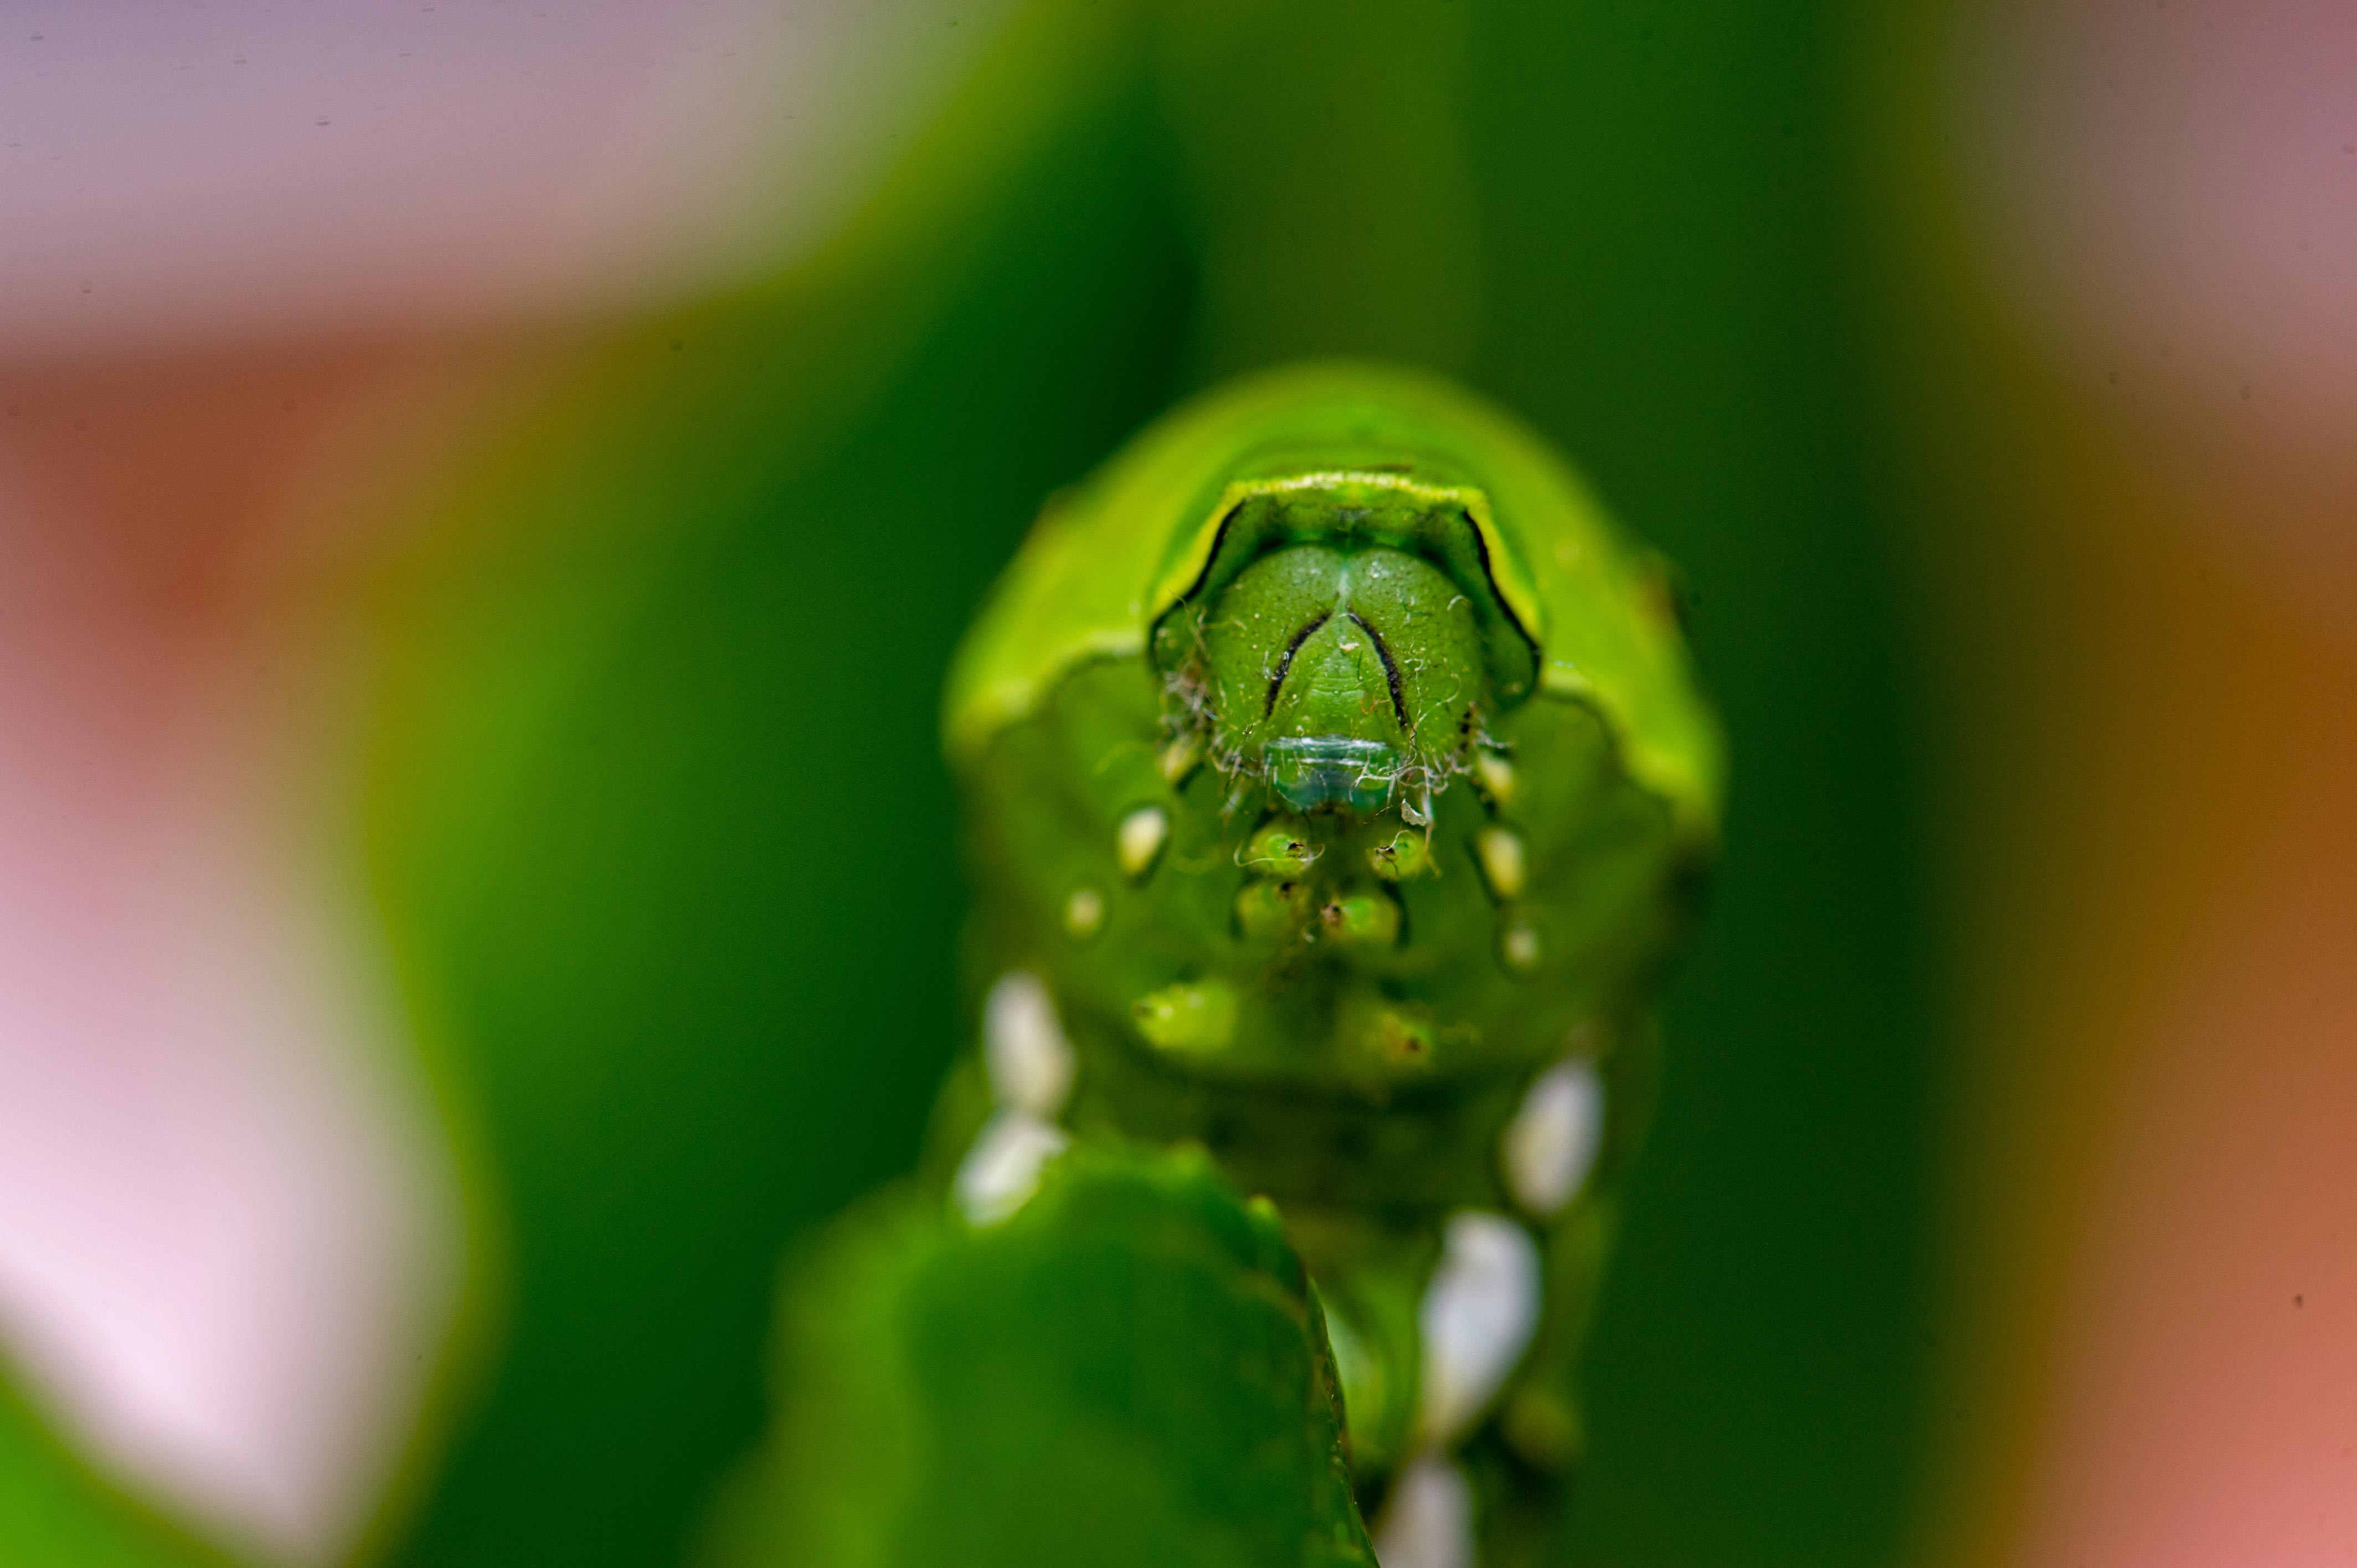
[1373,1453,1474,1568]
[1062,886,1105,940]
[1473,749,1516,808]
[983,971,1072,1118]
[1416,1212,1541,1447]
[953,1111,1068,1226]
[1501,1057,1604,1218]
[1116,805,1169,879]
[1472,826,1525,900]
[1156,733,1202,785]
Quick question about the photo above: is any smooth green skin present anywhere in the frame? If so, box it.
[918,364,1721,1557]
[711,1145,1373,1568]
[1200,545,1490,814]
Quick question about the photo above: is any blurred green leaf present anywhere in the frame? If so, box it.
[368,8,1191,1564]
[1463,3,1938,1561]
[1152,0,1483,379]
[0,1369,239,1568]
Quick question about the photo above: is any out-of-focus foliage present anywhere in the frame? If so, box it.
[363,2,1933,1566]
[0,1370,234,1568]
[707,1146,1371,1568]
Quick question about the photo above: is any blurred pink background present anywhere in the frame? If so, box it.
[1908,2,2357,1564]
[0,2,992,1560]
[1,0,995,355]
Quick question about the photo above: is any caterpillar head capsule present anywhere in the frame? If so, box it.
[1151,479,1538,826]
[945,364,1721,1170]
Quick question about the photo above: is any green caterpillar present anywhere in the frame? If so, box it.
[729,363,1720,1567]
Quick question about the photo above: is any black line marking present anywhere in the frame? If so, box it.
[1344,611,1409,728]
[1265,613,1333,716]
[1462,506,1538,652]
[1175,499,1249,607]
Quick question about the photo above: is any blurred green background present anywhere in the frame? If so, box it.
[356,2,1934,1565]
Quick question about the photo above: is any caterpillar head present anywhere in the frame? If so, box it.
[946,365,1720,1106]
[1150,477,1537,826]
